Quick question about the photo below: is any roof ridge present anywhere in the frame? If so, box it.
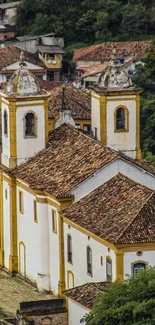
[115,191,155,244]
[119,154,155,177]
[63,281,106,294]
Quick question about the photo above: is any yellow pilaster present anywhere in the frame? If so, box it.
[115,250,124,281]
[58,198,74,296]
[100,96,107,145]
[9,102,17,168]
[136,95,142,160]
[44,100,49,145]
[9,177,18,272]
[0,171,4,266]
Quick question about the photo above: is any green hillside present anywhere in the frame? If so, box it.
[15,0,155,45]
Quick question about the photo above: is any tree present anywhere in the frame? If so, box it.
[133,42,155,165]
[16,0,155,43]
[82,268,155,325]
[120,3,146,39]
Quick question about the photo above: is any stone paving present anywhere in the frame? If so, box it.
[0,269,55,317]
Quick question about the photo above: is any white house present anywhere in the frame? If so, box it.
[0,45,47,84]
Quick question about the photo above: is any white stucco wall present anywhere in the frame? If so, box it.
[107,96,137,158]
[64,224,116,289]
[71,159,118,202]
[16,102,45,165]
[1,102,10,167]
[17,184,60,293]
[71,156,155,202]
[124,251,155,279]
[3,180,10,269]
[68,299,88,325]
[77,60,101,69]
[0,74,7,83]
[48,202,60,295]
[17,185,49,286]
[118,158,155,190]
[5,61,44,71]
[91,95,100,141]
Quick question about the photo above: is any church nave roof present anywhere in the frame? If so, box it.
[12,124,118,197]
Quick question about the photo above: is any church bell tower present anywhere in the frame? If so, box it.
[0,54,50,168]
[91,60,142,159]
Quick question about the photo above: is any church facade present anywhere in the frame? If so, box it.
[0,57,155,300]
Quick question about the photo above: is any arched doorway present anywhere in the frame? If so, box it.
[67,271,74,289]
[19,241,26,277]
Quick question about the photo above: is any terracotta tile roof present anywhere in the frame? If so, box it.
[62,173,155,245]
[74,44,102,61]
[82,63,109,78]
[48,86,91,120]
[73,41,151,62]
[63,282,108,309]
[12,124,118,197]
[38,79,62,91]
[0,46,45,69]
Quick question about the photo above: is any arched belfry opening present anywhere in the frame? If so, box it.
[25,112,36,137]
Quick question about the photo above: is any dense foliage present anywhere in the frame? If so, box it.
[133,43,155,165]
[16,0,155,44]
[82,268,155,325]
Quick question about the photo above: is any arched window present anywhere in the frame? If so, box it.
[106,256,112,282]
[115,106,129,132]
[24,112,36,137]
[133,262,146,279]
[87,246,92,276]
[4,110,8,136]
[67,235,72,263]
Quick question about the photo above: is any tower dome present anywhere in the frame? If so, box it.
[5,51,41,96]
[99,62,133,90]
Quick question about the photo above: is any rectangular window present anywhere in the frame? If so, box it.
[83,124,91,133]
[67,235,72,263]
[34,200,38,222]
[106,257,112,282]
[76,124,80,129]
[19,191,24,213]
[94,127,97,139]
[100,256,103,266]
[5,189,7,200]
[52,209,57,233]
[133,263,146,279]
[87,246,92,276]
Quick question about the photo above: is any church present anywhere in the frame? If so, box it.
[0,52,155,309]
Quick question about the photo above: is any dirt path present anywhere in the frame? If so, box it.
[0,270,55,316]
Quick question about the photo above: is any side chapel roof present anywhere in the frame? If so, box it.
[61,173,155,245]
[63,282,109,309]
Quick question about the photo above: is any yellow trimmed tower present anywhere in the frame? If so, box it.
[0,54,50,169]
[91,60,142,159]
